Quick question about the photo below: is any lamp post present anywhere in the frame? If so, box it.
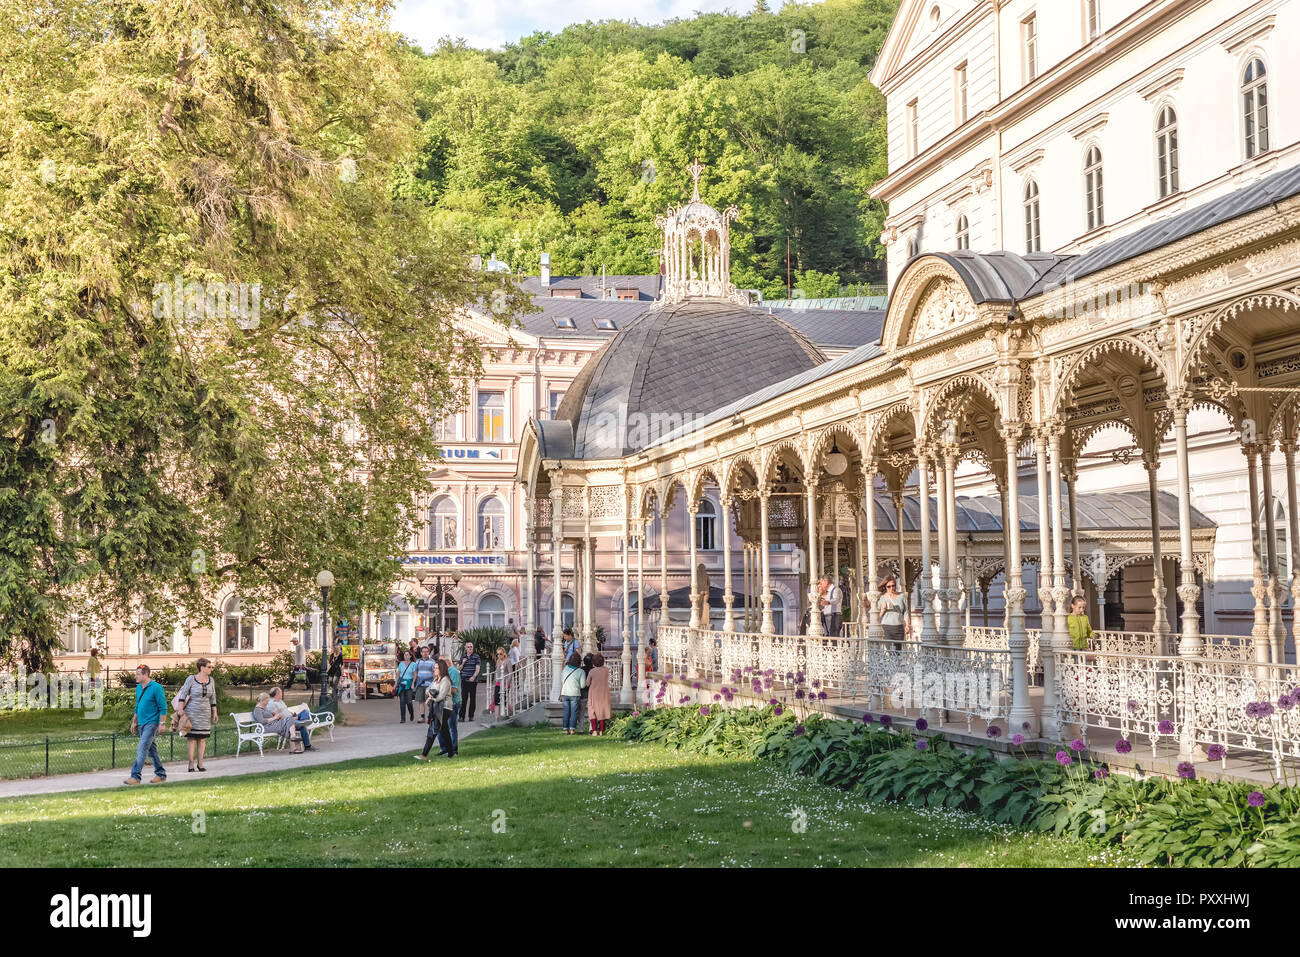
[317,569,334,708]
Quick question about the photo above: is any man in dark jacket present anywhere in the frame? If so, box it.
[458,642,482,721]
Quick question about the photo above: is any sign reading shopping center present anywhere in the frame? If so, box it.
[401,552,510,568]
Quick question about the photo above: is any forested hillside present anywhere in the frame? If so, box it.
[401,0,899,298]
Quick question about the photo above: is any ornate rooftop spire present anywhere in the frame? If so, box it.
[655,163,748,306]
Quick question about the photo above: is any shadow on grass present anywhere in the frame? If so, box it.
[0,727,1106,868]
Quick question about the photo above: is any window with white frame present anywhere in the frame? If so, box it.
[1084,0,1100,42]
[221,595,255,651]
[696,498,717,551]
[1084,145,1104,231]
[58,615,91,654]
[770,594,785,635]
[478,497,506,549]
[380,594,412,644]
[430,495,458,550]
[1242,57,1269,160]
[906,99,919,158]
[955,214,970,251]
[433,413,461,443]
[1022,14,1038,83]
[907,236,919,259]
[477,390,506,442]
[1023,179,1041,253]
[1275,499,1291,592]
[477,593,507,628]
[547,390,564,420]
[1156,106,1179,198]
[954,63,968,124]
[554,592,575,630]
[299,603,323,652]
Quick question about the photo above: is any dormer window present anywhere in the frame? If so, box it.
[594,317,617,331]
[553,316,576,330]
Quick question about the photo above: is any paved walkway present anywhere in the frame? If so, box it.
[0,700,505,800]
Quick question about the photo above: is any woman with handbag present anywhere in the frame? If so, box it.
[396,650,417,723]
[174,659,219,771]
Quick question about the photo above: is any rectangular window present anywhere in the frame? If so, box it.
[432,414,461,443]
[906,100,919,157]
[477,390,506,442]
[1022,15,1038,83]
[547,390,564,420]
[954,63,968,124]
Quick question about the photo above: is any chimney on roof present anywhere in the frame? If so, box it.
[540,252,551,288]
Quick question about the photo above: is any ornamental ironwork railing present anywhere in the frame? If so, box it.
[653,626,866,694]
[1056,650,1300,774]
[856,640,1012,733]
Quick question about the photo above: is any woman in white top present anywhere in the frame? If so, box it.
[415,661,456,759]
[877,575,910,643]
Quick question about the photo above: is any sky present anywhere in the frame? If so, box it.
[392,0,758,51]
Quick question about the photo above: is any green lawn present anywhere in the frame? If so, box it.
[0,687,317,779]
[0,726,1134,867]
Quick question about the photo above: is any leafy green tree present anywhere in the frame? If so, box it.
[0,0,525,668]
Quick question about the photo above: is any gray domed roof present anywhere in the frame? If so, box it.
[547,299,827,460]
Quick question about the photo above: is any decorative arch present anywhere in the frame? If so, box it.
[762,437,808,485]
[809,422,864,475]
[867,401,918,458]
[880,259,982,352]
[920,372,1002,443]
[1180,289,1300,384]
[1048,336,1171,421]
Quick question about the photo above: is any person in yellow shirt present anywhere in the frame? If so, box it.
[1067,595,1094,650]
[87,648,102,690]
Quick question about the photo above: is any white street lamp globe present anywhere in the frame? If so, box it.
[825,451,848,476]
[316,570,335,589]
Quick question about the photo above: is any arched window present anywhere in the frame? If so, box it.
[1242,57,1269,159]
[550,592,575,630]
[955,214,970,251]
[379,594,411,644]
[1156,106,1179,198]
[1023,179,1041,253]
[222,595,255,651]
[429,496,458,550]
[1084,146,1104,231]
[477,497,506,549]
[770,594,785,635]
[299,602,324,651]
[477,593,507,628]
[906,237,919,259]
[696,499,717,551]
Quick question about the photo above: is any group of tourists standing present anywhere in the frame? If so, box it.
[557,628,613,735]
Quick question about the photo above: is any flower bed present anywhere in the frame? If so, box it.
[610,704,1300,867]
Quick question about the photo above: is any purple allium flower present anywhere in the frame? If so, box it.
[1248,791,1266,808]
[1055,751,1072,766]
[817,691,827,700]
[713,693,721,701]
[794,689,806,700]
[692,681,701,690]
[1070,738,1086,752]
[773,705,783,716]
[794,724,806,736]
[1207,744,1226,761]
[861,713,874,724]
[1176,761,1196,780]
[1011,733,1025,746]
[880,714,893,727]
[1245,701,1260,719]
[987,725,1002,739]
[1278,694,1295,711]
[916,738,929,751]
[1258,701,1275,718]
[915,718,928,731]
[1115,738,1133,755]
[1157,720,1174,735]
[679,695,690,704]
[1094,767,1110,779]
[769,698,779,707]
[1022,721,1031,731]
[1126,699,1138,714]
[811,679,820,689]
[700,705,711,717]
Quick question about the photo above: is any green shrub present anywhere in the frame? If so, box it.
[616,704,1300,867]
